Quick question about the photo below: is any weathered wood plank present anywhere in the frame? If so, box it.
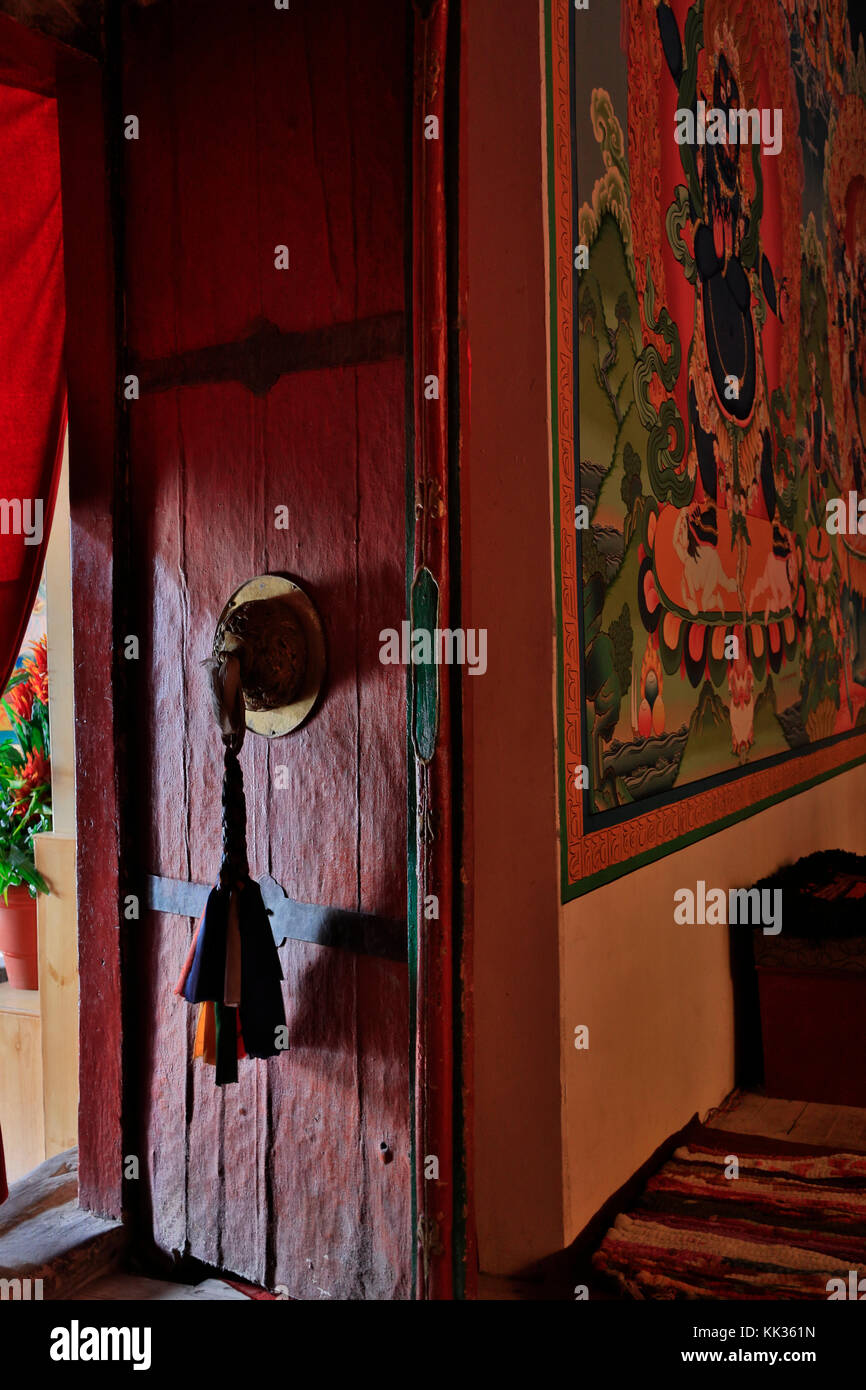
[132,395,189,878]
[135,911,192,1261]
[261,370,362,908]
[176,377,261,1278]
[0,1149,125,1299]
[826,1107,866,1154]
[790,1101,848,1148]
[0,1000,44,1182]
[355,955,411,1298]
[357,364,410,924]
[356,354,411,1297]
[267,942,364,1298]
[35,834,79,1158]
[258,370,365,1296]
[128,390,191,1260]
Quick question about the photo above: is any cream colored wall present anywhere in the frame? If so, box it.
[559,762,866,1242]
[39,433,79,1159]
[45,435,75,835]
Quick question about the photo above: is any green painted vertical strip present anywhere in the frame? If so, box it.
[545,0,571,905]
[411,568,441,760]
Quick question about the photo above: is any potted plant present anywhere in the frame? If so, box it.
[0,636,51,989]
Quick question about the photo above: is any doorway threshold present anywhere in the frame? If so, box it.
[0,1147,125,1299]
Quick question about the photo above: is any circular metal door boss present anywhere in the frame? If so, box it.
[213,574,326,737]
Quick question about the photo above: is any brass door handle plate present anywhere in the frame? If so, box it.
[213,574,327,738]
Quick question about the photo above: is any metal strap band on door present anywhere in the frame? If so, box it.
[146,873,407,963]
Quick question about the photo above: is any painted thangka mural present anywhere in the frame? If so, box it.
[548,0,866,895]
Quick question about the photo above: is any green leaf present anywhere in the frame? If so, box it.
[0,841,49,896]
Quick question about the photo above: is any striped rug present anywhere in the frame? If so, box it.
[592,1129,866,1299]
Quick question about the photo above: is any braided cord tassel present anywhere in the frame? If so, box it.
[220,745,250,889]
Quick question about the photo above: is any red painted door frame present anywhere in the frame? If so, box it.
[410,0,474,1300]
[58,41,125,1219]
[411,0,454,1299]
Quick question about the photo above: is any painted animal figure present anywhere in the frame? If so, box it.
[751,527,798,623]
[672,507,739,615]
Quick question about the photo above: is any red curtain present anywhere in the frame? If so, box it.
[0,79,66,696]
[0,79,66,1204]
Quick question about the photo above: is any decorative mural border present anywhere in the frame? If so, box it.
[545,0,866,902]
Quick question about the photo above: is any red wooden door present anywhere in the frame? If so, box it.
[122,0,411,1299]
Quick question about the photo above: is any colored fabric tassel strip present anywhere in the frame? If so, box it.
[175,652,286,1085]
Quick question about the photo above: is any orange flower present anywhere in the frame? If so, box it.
[5,680,33,722]
[22,635,48,705]
[10,749,51,816]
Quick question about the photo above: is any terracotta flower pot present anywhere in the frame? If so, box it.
[0,884,38,990]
